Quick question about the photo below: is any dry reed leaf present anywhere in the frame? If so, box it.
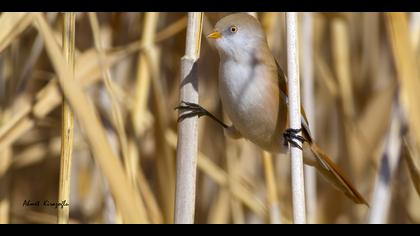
[0,13,33,53]
[0,44,141,154]
[132,12,158,138]
[359,13,380,91]
[76,47,139,85]
[313,14,339,98]
[13,137,60,168]
[155,15,187,43]
[33,13,146,223]
[314,57,339,98]
[0,112,35,152]
[88,12,133,190]
[332,18,356,119]
[18,33,45,91]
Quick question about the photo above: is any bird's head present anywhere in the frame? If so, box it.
[208,13,267,60]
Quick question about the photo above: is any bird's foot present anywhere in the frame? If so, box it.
[175,101,212,122]
[283,128,305,150]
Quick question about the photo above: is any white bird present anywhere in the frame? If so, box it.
[176,13,368,206]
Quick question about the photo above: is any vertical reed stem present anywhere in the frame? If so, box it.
[174,12,203,224]
[286,12,306,224]
[58,12,75,224]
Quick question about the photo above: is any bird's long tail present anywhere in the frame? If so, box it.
[309,143,369,206]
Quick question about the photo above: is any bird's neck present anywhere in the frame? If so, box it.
[220,48,258,65]
[219,42,272,66]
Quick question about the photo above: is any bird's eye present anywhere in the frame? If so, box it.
[230,26,238,33]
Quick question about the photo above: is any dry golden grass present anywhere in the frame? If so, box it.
[0,12,419,224]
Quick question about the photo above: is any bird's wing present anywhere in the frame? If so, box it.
[275,59,312,143]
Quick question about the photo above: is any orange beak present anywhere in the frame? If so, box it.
[207,31,221,39]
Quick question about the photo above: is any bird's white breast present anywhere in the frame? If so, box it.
[218,59,284,152]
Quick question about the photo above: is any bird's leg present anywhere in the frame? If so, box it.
[283,128,306,150]
[175,101,229,129]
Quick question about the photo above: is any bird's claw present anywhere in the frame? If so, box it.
[175,101,210,122]
[283,128,305,150]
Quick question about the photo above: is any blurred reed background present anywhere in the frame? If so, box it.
[0,12,419,224]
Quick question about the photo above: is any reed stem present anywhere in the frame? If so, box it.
[58,12,75,224]
[286,12,306,224]
[174,12,203,224]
